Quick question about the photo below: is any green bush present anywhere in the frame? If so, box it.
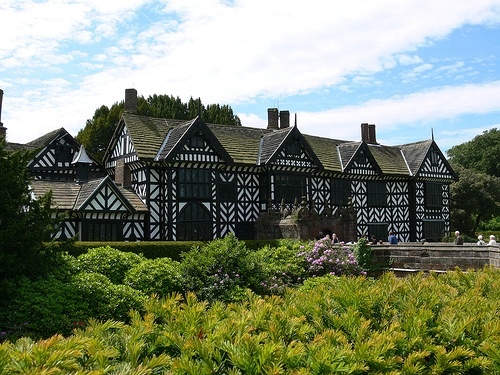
[0,276,89,340]
[72,272,146,322]
[76,246,145,284]
[180,234,262,302]
[124,257,183,296]
[252,239,307,295]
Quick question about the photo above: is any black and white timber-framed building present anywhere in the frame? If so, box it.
[5,88,457,242]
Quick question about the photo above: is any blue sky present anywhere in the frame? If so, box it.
[1,0,500,153]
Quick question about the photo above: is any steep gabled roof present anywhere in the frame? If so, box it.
[29,180,81,210]
[368,144,411,176]
[29,176,147,213]
[258,127,293,164]
[209,124,267,164]
[156,117,233,163]
[338,142,362,170]
[399,139,434,175]
[26,128,67,148]
[303,134,345,172]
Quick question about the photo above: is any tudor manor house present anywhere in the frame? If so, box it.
[1,89,457,243]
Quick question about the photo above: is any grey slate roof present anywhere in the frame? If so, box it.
[30,177,148,213]
[110,112,452,179]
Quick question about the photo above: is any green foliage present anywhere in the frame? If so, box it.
[447,128,500,177]
[72,272,146,322]
[124,257,183,296]
[0,139,60,279]
[352,237,374,270]
[76,93,241,163]
[1,276,89,340]
[450,164,500,235]
[65,240,205,260]
[252,239,308,295]
[76,245,145,284]
[5,268,500,373]
[180,234,262,303]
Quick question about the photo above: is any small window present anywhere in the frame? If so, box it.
[426,182,442,207]
[274,174,306,204]
[189,135,205,149]
[367,181,387,207]
[430,150,440,166]
[83,221,122,241]
[331,179,350,206]
[285,141,302,157]
[217,177,236,201]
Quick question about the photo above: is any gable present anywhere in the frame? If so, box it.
[343,143,381,176]
[262,127,322,171]
[417,143,457,180]
[77,178,134,212]
[28,131,78,171]
[158,117,232,164]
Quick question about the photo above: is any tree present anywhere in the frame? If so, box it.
[0,139,59,279]
[76,94,241,162]
[447,128,500,177]
[450,163,500,236]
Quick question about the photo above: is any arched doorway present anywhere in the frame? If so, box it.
[177,202,212,241]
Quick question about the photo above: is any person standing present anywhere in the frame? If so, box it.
[489,235,498,246]
[477,235,486,245]
[454,231,464,245]
[388,231,398,244]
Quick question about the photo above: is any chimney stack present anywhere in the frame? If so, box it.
[361,123,378,144]
[125,88,138,113]
[267,108,279,130]
[0,89,6,139]
[279,110,290,129]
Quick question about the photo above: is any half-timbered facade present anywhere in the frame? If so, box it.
[5,87,456,242]
[97,89,456,243]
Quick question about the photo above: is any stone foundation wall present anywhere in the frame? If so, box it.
[370,243,500,272]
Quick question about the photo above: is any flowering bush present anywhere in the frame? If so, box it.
[298,236,365,277]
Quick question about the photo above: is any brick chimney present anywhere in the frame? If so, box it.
[115,158,131,188]
[267,108,279,130]
[361,123,378,144]
[279,110,290,129]
[125,88,137,113]
[0,89,6,139]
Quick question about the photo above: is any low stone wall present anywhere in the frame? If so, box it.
[370,243,500,273]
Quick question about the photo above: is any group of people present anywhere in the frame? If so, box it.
[454,231,498,246]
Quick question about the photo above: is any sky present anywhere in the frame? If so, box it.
[1,0,500,154]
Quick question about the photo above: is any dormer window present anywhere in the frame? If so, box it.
[189,134,205,149]
[285,141,301,157]
[430,150,439,166]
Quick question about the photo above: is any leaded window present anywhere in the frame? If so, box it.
[331,179,350,206]
[426,182,443,208]
[83,221,122,241]
[274,173,306,204]
[178,168,211,200]
[367,181,387,207]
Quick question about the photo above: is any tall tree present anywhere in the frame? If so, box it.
[0,139,59,279]
[450,163,500,236]
[447,128,500,177]
[76,94,241,162]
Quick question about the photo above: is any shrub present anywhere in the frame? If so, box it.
[180,234,262,303]
[252,239,308,295]
[351,237,373,270]
[76,246,145,284]
[124,257,183,296]
[71,272,146,322]
[0,276,89,340]
[298,236,364,277]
